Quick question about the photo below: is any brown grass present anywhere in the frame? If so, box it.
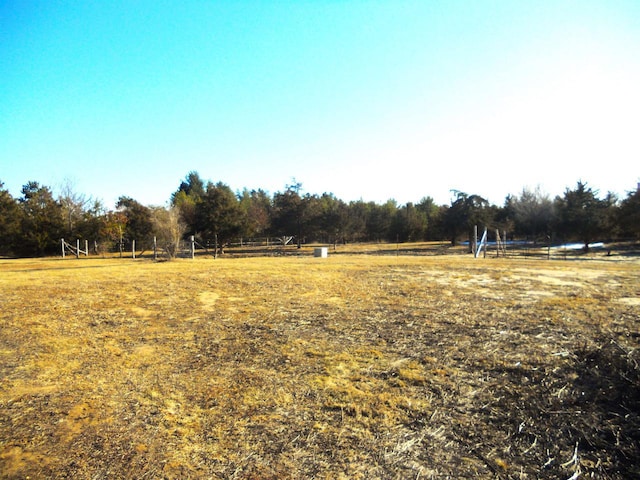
[1,248,639,478]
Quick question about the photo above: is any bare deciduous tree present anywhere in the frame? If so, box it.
[58,178,93,238]
[152,206,186,259]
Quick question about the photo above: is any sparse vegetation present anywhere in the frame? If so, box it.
[1,247,639,478]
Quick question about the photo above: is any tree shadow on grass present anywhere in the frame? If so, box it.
[472,338,640,479]
[568,340,640,477]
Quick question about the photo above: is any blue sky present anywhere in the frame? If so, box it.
[1,1,639,209]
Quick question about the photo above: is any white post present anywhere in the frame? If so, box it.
[61,238,65,259]
[132,240,136,259]
[76,239,80,259]
[85,239,89,256]
[153,236,157,261]
[190,235,195,259]
[475,227,488,258]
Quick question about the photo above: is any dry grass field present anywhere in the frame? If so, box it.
[1,244,639,479]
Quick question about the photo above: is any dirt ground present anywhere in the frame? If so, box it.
[1,244,639,479]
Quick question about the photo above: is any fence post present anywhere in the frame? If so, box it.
[61,238,65,258]
[473,225,478,256]
[190,235,195,259]
[132,240,136,259]
[483,227,487,258]
[153,236,157,261]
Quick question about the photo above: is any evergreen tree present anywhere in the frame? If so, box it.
[366,200,397,242]
[618,188,640,239]
[238,188,272,240]
[116,197,154,249]
[391,202,427,243]
[345,200,369,242]
[196,181,242,254]
[0,181,22,256]
[172,171,206,236]
[271,182,310,248]
[18,182,65,256]
[316,193,349,245]
[554,181,609,251]
[443,191,491,250]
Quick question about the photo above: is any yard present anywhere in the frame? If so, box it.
[1,245,639,478]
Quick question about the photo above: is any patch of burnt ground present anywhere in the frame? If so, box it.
[473,339,640,479]
[568,340,640,478]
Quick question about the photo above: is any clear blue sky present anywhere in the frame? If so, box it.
[1,1,639,209]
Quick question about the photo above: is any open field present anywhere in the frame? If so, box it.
[1,247,639,479]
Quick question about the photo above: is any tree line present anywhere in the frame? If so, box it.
[1,172,638,258]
